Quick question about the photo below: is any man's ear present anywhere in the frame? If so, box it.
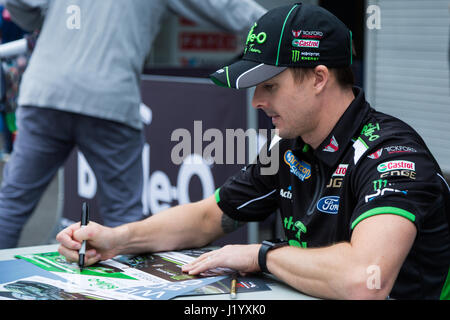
[313,65,329,94]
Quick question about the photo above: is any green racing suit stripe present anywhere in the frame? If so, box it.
[351,206,415,230]
[214,188,221,203]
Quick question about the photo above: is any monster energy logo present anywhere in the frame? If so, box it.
[372,179,387,190]
[292,50,319,62]
[292,50,301,62]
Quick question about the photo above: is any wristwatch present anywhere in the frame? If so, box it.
[258,239,289,274]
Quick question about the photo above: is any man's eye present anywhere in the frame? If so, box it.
[264,84,274,91]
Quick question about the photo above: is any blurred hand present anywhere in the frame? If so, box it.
[56,221,123,266]
[181,244,261,276]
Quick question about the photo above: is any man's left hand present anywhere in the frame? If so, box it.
[182,244,261,276]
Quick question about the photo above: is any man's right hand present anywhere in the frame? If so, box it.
[56,221,124,266]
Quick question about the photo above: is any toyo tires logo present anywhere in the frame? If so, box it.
[377,160,415,173]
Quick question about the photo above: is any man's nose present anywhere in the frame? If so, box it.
[251,87,266,110]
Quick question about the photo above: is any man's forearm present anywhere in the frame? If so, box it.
[266,214,415,300]
[114,196,225,255]
[266,244,348,299]
[266,243,389,300]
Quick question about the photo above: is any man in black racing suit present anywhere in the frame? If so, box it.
[56,3,450,300]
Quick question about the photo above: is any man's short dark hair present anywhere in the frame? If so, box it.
[290,66,354,89]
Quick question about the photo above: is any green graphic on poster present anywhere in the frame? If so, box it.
[16,252,136,280]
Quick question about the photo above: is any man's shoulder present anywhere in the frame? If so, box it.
[350,108,439,170]
[357,109,426,152]
[362,110,417,141]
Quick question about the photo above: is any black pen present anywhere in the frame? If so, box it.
[78,202,89,271]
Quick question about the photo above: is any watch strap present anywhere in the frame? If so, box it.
[258,239,288,274]
[258,241,272,274]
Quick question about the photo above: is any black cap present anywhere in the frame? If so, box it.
[210,3,352,89]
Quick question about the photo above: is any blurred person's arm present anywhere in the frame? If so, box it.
[167,0,266,34]
[5,0,49,32]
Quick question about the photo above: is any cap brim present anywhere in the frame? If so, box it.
[210,60,286,89]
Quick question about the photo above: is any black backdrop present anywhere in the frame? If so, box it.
[62,76,254,245]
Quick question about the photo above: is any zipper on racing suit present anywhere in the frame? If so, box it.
[306,161,325,216]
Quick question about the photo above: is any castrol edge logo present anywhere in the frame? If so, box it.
[377,160,415,173]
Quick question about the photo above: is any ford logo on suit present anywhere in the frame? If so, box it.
[316,196,340,214]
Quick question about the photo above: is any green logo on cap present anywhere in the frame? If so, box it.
[245,23,267,54]
[292,50,300,62]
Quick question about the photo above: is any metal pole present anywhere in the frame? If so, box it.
[246,87,259,244]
